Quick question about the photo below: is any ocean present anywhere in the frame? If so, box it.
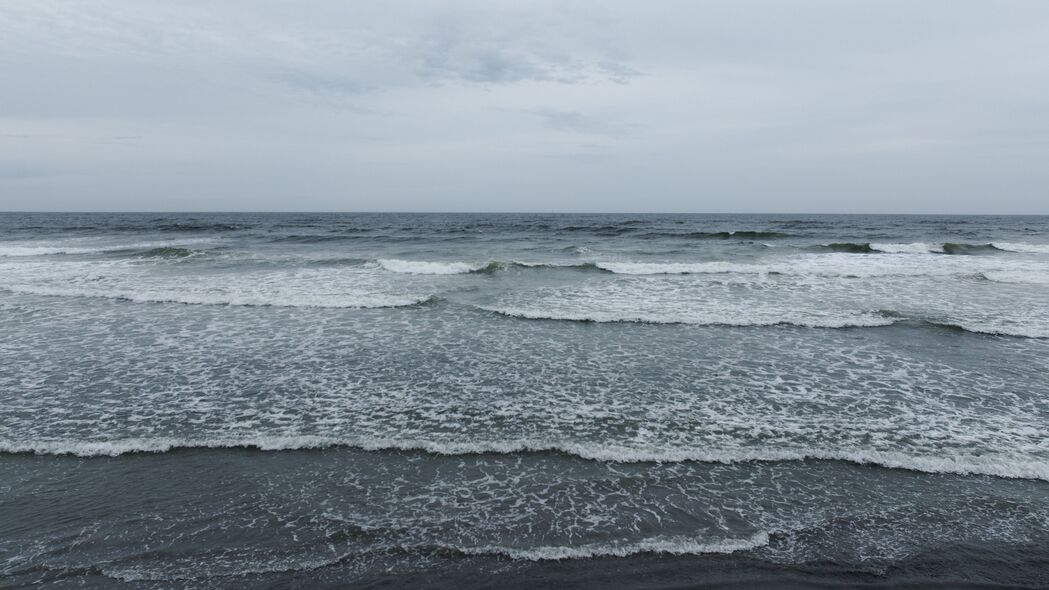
[1,212,1047,588]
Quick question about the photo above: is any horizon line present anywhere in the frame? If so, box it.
[3,211,1049,216]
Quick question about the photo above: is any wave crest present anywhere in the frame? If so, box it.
[942,243,1004,255]
[0,285,434,309]
[459,531,770,560]
[4,437,1046,481]
[377,259,487,274]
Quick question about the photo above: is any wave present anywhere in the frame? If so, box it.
[381,259,615,275]
[132,246,197,259]
[458,531,770,560]
[0,245,103,256]
[981,271,1049,286]
[100,533,768,580]
[639,231,795,240]
[477,305,1045,338]
[374,259,605,275]
[592,261,740,275]
[870,243,944,254]
[153,222,244,233]
[991,242,1049,254]
[0,239,216,257]
[814,243,877,254]
[870,242,1047,255]
[364,254,1049,282]
[0,285,435,309]
[918,318,1049,339]
[505,261,609,273]
[477,305,898,329]
[377,259,494,274]
[942,243,1004,255]
[3,436,1047,481]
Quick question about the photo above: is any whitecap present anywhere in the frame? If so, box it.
[870,243,944,254]
[377,259,486,274]
[6,437,1048,482]
[992,243,1049,254]
[459,531,770,560]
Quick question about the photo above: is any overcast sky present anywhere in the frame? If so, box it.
[1,1,1047,213]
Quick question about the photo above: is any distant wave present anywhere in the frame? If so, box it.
[458,531,770,560]
[376,259,610,275]
[813,242,877,254]
[869,242,1049,255]
[367,254,1049,283]
[870,242,944,254]
[0,238,216,257]
[151,222,244,232]
[127,246,198,259]
[500,261,609,273]
[0,245,101,256]
[0,285,435,309]
[592,261,747,275]
[270,233,371,243]
[872,241,1028,255]
[638,230,795,240]
[475,305,1046,338]
[3,436,1047,481]
[941,242,1004,255]
[377,259,490,274]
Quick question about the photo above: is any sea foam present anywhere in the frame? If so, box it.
[459,531,770,560]
[377,259,486,274]
[4,437,1047,482]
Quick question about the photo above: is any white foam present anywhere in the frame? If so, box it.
[0,245,101,256]
[0,238,216,257]
[593,253,1049,278]
[480,305,897,328]
[0,284,431,309]
[943,317,1049,339]
[982,271,1049,286]
[596,261,744,275]
[992,242,1049,254]
[5,437,1047,482]
[0,261,434,308]
[870,243,944,254]
[377,259,485,274]
[460,531,770,560]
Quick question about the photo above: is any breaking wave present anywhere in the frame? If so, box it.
[993,242,1049,254]
[476,305,898,329]
[870,243,944,254]
[132,246,197,258]
[942,243,1004,255]
[3,437,1047,481]
[475,305,1045,337]
[0,239,217,257]
[377,259,610,275]
[0,285,435,309]
[813,242,877,254]
[377,259,488,274]
[639,230,795,240]
[458,531,770,560]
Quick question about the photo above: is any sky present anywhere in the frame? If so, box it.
[1,1,1048,213]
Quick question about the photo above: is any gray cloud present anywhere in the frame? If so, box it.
[1,0,1047,213]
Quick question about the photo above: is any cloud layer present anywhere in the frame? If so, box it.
[2,1,1047,212]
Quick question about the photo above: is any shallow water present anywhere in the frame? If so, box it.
[1,213,1048,587]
